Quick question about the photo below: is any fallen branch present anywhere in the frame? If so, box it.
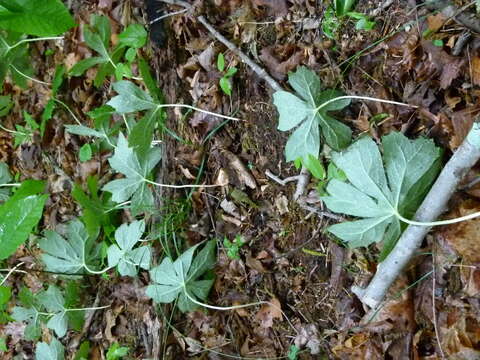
[353,123,480,309]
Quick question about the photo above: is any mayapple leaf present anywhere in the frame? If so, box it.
[118,24,147,49]
[273,66,352,163]
[146,240,216,312]
[0,180,47,260]
[39,219,99,274]
[38,286,68,337]
[35,337,64,360]
[0,0,75,36]
[106,81,157,113]
[322,132,441,256]
[11,306,40,340]
[107,220,151,276]
[102,133,161,212]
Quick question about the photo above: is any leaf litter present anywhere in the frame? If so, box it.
[2,0,480,358]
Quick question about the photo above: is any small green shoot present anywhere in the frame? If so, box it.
[106,343,129,360]
[322,0,375,39]
[217,52,237,96]
[288,344,300,360]
[70,16,146,86]
[223,235,246,260]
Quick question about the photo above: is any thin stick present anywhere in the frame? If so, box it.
[149,8,188,24]
[144,178,224,189]
[0,262,25,286]
[158,104,240,121]
[432,249,446,359]
[158,0,282,92]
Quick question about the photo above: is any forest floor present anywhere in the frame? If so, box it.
[2,0,480,359]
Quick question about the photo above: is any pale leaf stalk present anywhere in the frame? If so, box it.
[397,211,480,227]
[83,264,113,275]
[0,262,24,286]
[0,183,21,187]
[53,99,82,125]
[315,95,417,113]
[157,104,240,121]
[65,305,110,312]
[182,288,297,333]
[0,124,27,136]
[9,36,63,51]
[9,64,51,85]
[144,178,224,189]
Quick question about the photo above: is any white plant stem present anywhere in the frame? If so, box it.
[9,64,51,85]
[53,99,82,125]
[183,288,297,332]
[315,95,417,113]
[144,178,224,189]
[353,123,480,309]
[0,183,20,187]
[157,104,240,121]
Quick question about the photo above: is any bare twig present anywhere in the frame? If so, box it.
[353,123,480,308]
[158,0,282,91]
[432,247,446,359]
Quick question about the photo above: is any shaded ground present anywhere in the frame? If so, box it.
[2,0,480,359]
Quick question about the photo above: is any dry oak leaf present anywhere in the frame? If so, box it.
[442,199,480,263]
[255,297,282,328]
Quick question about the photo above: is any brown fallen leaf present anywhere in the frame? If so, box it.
[472,56,480,86]
[441,199,480,263]
[427,13,448,32]
[255,297,282,328]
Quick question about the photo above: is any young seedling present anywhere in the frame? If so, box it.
[322,0,375,39]
[223,235,246,260]
[69,15,147,86]
[216,52,237,96]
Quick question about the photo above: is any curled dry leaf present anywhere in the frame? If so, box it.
[255,297,282,328]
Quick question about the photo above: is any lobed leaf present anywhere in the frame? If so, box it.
[273,66,352,163]
[146,240,216,312]
[322,132,442,254]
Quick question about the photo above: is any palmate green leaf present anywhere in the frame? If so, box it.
[322,132,442,256]
[273,66,352,163]
[146,240,216,312]
[11,305,41,340]
[0,180,47,260]
[72,176,117,237]
[35,337,65,360]
[0,0,75,36]
[102,133,161,212]
[38,286,68,337]
[118,24,147,49]
[39,219,100,274]
[106,81,157,114]
[107,220,151,276]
